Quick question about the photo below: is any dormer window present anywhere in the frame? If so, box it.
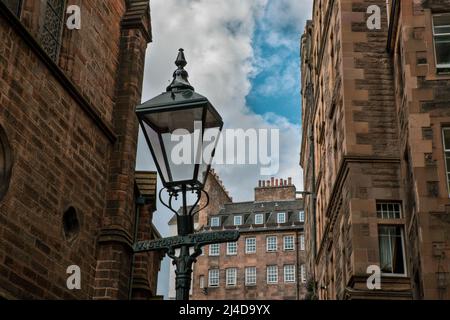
[234,215,242,226]
[277,212,286,224]
[255,213,264,225]
[210,216,220,227]
[299,211,305,222]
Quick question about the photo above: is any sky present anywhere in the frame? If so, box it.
[135,0,313,298]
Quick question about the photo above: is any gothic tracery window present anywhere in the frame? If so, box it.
[40,0,67,61]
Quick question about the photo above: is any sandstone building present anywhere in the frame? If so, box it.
[176,175,307,300]
[0,1,162,299]
[300,0,450,299]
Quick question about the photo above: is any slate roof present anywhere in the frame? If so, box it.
[204,199,304,232]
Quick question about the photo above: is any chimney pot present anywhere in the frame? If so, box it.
[288,177,292,185]
[271,177,274,187]
[275,179,279,186]
[258,180,262,187]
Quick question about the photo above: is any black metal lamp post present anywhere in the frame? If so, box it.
[135,49,237,300]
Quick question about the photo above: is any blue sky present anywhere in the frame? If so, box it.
[247,3,303,125]
[139,0,313,298]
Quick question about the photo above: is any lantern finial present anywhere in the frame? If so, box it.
[167,48,194,92]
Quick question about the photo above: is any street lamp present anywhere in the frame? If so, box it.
[135,49,237,300]
[137,48,223,235]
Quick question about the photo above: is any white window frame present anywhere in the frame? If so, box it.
[283,235,295,251]
[227,242,238,255]
[277,212,286,224]
[266,236,277,252]
[245,237,256,254]
[199,275,205,289]
[300,234,305,251]
[284,265,296,283]
[432,14,450,70]
[376,202,402,219]
[267,265,278,284]
[245,267,257,286]
[210,216,220,227]
[299,210,305,222]
[226,268,237,287]
[208,269,219,287]
[234,215,242,226]
[254,213,264,225]
[378,225,407,277]
[300,265,307,283]
[209,243,220,256]
[443,128,450,197]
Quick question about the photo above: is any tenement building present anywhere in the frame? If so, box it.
[300,0,450,299]
[0,1,163,299]
[190,177,307,300]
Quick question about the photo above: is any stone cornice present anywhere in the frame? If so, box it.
[122,0,152,43]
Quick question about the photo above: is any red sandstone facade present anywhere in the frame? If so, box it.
[301,0,450,300]
[191,178,307,300]
[0,1,162,299]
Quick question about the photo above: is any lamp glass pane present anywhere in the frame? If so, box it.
[143,107,205,184]
[197,126,221,185]
[142,122,169,182]
[162,131,197,182]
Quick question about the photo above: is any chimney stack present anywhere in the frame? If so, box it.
[255,177,296,201]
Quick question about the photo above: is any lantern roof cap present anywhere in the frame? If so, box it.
[166,48,194,92]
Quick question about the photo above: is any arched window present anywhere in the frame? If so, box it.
[0,125,13,202]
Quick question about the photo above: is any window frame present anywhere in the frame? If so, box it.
[226,268,237,287]
[245,237,256,254]
[300,234,305,251]
[300,264,307,283]
[284,265,296,283]
[254,213,264,225]
[299,210,305,222]
[378,225,407,277]
[277,212,286,224]
[266,236,277,252]
[210,216,220,227]
[432,13,450,71]
[208,269,220,287]
[376,202,402,219]
[227,242,238,255]
[266,265,278,284]
[442,127,450,197]
[234,215,242,226]
[283,235,295,251]
[245,267,257,286]
[209,243,220,256]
